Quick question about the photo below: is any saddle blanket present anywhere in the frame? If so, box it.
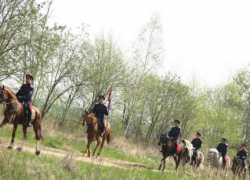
[172,141,181,152]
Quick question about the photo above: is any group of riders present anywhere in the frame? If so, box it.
[15,74,108,136]
[15,74,249,168]
[165,119,248,168]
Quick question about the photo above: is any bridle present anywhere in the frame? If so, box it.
[160,135,171,145]
[85,114,97,128]
[207,151,215,162]
[0,89,21,113]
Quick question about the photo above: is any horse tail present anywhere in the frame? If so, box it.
[107,124,111,145]
[35,108,44,142]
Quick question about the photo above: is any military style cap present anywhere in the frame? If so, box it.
[26,74,33,80]
[222,138,227,141]
[99,95,105,100]
[242,143,247,147]
[174,119,180,124]
[196,132,201,136]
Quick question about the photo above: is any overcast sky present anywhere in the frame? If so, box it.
[46,0,250,87]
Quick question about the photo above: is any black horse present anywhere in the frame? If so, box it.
[158,133,187,172]
[232,157,246,180]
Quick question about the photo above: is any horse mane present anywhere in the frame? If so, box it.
[209,148,219,153]
[4,87,17,100]
[89,112,96,120]
[183,139,194,149]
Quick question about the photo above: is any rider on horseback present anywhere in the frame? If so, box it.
[15,74,34,127]
[92,95,108,137]
[190,132,202,165]
[236,143,248,168]
[168,119,181,157]
[216,138,228,168]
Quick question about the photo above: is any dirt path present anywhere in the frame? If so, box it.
[0,137,193,175]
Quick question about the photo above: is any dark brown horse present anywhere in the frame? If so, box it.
[0,85,43,155]
[82,110,111,158]
[158,133,188,172]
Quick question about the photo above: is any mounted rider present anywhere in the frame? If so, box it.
[190,132,202,165]
[15,74,34,127]
[92,95,109,137]
[168,119,181,156]
[236,143,248,167]
[216,138,228,168]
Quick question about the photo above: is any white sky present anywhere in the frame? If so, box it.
[46,0,250,87]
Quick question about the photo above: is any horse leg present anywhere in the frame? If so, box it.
[96,137,105,158]
[84,135,94,157]
[208,165,213,178]
[7,124,17,150]
[92,137,100,157]
[163,158,166,172]
[175,154,181,172]
[16,125,28,152]
[0,118,8,144]
[158,161,162,171]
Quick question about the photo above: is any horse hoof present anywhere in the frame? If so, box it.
[36,150,41,156]
[16,147,22,152]
[88,154,90,157]
[83,153,87,157]
[7,146,13,150]
[92,154,95,157]
[96,156,100,159]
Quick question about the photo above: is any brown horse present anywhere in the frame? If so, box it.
[82,110,111,158]
[0,85,43,155]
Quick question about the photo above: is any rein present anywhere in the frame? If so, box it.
[86,117,98,129]
[207,151,215,162]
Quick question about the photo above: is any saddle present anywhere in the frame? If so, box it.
[97,119,107,131]
[22,103,35,120]
[172,141,181,152]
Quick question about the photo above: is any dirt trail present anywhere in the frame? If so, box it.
[0,138,154,170]
[0,137,193,175]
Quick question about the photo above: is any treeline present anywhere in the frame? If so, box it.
[1,0,249,148]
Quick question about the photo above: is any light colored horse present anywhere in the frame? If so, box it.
[191,149,204,177]
[207,148,230,180]
[182,139,194,174]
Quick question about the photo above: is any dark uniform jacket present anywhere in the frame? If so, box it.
[191,138,202,150]
[92,103,108,120]
[168,126,181,140]
[16,84,34,102]
[237,149,248,161]
[217,143,228,154]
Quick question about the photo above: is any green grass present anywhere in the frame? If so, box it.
[0,149,206,180]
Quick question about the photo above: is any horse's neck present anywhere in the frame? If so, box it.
[5,92,20,110]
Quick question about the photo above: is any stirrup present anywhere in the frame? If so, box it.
[28,122,32,127]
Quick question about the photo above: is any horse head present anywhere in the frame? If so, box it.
[207,148,218,162]
[0,85,7,103]
[82,109,91,126]
[159,133,171,145]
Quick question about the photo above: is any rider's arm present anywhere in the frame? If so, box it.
[236,151,240,157]
[15,86,23,97]
[224,145,228,154]
[22,87,34,101]
[92,104,97,114]
[104,105,108,116]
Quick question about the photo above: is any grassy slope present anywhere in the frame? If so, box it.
[0,115,247,179]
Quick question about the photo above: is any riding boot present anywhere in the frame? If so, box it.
[27,110,32,127]
[222,162,226,169]
[100,125,105,137]
[190,155,195,165]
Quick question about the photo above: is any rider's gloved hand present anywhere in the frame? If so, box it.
[158,142,161,146]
